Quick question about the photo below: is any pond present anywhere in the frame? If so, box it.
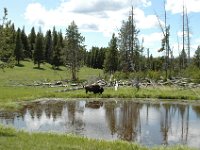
[0,99,200,148]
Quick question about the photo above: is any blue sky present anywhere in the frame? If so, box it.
[0,0,200,57]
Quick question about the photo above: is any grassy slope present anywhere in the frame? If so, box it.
[0,125,195,150]
[0,61,103,85]
[0,61,103,108]
[0,61,200,109]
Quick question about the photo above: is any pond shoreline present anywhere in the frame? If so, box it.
[0,125,195,150]
[1,98,200,149]
[24,97,200,106]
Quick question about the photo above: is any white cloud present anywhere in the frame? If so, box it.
[24,0,156,37]
[166,0,200,14]
[141,32,163,44]
[134,8,161,29]
[177,30,193,40]
[139,30,199,57]
[191,38,200,55]
[131,0,152,7]
[140,0,152,7]
[194,38,200,44]
[174,31,199,56]
[140,32,164,56]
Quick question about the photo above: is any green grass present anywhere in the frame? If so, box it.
[0,61,104,109]
[0,61,199,111]
[0,61,199,150]
[0,60,103,86]
[60,86,200,100]
[0,125,196,150]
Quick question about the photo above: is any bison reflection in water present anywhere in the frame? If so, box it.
[85,101,103,109]
[84,84,104,94]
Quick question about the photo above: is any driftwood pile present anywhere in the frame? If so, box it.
[28,80,69,87]
[155,77,200,88]
[97,77,200,89]
[30,77,200,89]
[9,77,200,93]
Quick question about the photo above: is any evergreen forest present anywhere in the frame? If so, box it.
[1,7,200,82]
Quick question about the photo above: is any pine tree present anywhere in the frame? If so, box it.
[118,12,140,72]
[64,21,85,81]
[179,49,187,69]
[52,27,58,64]
[21,27,30,58]
[0,8,15,69]
[98,47,106,69]
[45,30,53,63]
[194,46,200,68]
[14,28,23,65]
[90,47,98,68]
[86,51,91,67]
[28,27,36,58]
[104,33,118,73]
[52,31,63,69]
[10,23,16,44]
[34,30,44,68]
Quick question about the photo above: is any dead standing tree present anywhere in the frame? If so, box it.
[155,0,171,79]
[182,4,191,68]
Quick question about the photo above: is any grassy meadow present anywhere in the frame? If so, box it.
[0,60,103,86]
[0,125,196,150]
[0,61,199,150]
[1,60,200,109]
[0,60,103,108]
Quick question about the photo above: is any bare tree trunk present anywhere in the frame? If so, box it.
[186,9,190,65]
[182,4,185,69]
[164,0,168,78]
[71,67,77,81]
[38,62,40,68]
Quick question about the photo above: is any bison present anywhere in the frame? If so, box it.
[84,84,104,94]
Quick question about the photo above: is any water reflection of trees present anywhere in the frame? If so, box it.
[19,101,85,132]
[160,103,172,145]
[119,101,142,141]
[21,101,65,120]
[192,105,200,118]
[0,100,199,146]
[104,101,193,145]
[104,101,117,135]
[66,102,76,125]
[66,101,85,133]
[178,104,189,143]
[22,101,86,132]
[104,101,143,141]
[0,111,16,124]
[160,103,190,145]
[146,103,161,124]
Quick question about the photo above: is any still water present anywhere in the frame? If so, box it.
[0,99,200,148]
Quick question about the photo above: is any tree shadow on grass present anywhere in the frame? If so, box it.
[33,67,46,70]
[15,64,25,67]
[52,67,63,71]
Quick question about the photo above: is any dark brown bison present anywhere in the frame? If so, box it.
[84,84,104,94]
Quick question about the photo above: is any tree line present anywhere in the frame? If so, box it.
[1,8,200,81]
